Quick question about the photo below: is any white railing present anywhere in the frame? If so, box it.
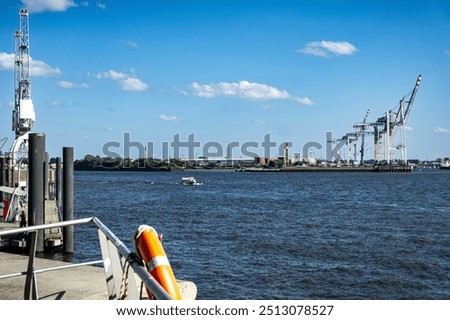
[0,217,173,300]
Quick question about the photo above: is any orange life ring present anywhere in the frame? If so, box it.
[134,225,182,300]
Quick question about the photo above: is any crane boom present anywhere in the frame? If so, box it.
[393,74,422,127]
[403,74,421,124]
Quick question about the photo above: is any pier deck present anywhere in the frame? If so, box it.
[0,199,62,250]
[0,251,107,300]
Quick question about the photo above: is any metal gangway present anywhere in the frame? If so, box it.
[0,217,177,300]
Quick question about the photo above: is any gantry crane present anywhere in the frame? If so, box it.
[353,109,371,163]
[341,75,421,166]
[339,132,358,163]
[337,109,372,164]
[391,74,422,163]
[371,75,421,163]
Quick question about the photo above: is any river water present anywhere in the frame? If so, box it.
[72,170,450,299]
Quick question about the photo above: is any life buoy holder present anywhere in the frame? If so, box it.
[134,225,182,300]
[2,199,9,220]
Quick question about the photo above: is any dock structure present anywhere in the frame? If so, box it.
[280,166,375,172]
[237,164,416,173]
[0,199,61,250]
[376,165,412,173]
[0,7,200,302]
[1,136,196,300]
[0,250,196,300]
[0,217,197,300]
[0,154,65,252]
[0,251,107,300]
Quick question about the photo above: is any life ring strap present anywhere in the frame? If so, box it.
[147,255,170,272]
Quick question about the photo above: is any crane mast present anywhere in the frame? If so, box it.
[358,109,370,163]
[12,8,35,139]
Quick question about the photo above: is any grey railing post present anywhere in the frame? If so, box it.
[24,231,38,300]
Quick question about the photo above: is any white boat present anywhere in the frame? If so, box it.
[181,177,203,186]
[439,160,450,170]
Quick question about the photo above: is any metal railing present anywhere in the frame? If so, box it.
[0,217,173,300]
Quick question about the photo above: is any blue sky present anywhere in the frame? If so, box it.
[0,0,449,160]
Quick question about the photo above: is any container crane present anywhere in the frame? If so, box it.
[339,132,358,163]
[392,74,421,163]
[353,109,371,164]
[371,75,421,164]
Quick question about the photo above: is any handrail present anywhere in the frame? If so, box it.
[0,217,173,300]
[0,217,94,236]
[0,259,103,280]
[91,217,172,300]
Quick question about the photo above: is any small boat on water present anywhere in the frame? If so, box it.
[439,160,450,170]
[181,177,203,186]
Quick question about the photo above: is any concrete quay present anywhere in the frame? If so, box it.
[0,251,197,300]
[0,251,107,300]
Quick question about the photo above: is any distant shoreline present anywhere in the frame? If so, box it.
[72,165,437,173]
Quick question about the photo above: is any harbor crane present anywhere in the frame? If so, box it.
[11,8,35,160]
[338,109,372,164]
[1,9,35,221]
[371,74,421,163]
[353,109,371,163]
[341,75,421,166]
[339,132,358,163]
[0,137,7,151]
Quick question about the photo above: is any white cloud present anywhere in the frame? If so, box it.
[0,52,61,77]
[192,81,291,100]
[58,80,89,89]
[295,97,315,106]
[177,88,188,96]
[434,126,449,133]
[299,41,358,57]
[30,57,62,76]
[191,82,216,98]
[48,101,60,108]
[0,53,13,70]
[22,0,77,13]
[96,70,148,91]
[159,114,183,122]
[191,80,314,106]
[96,1,106,10]
[120,40,139,48]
